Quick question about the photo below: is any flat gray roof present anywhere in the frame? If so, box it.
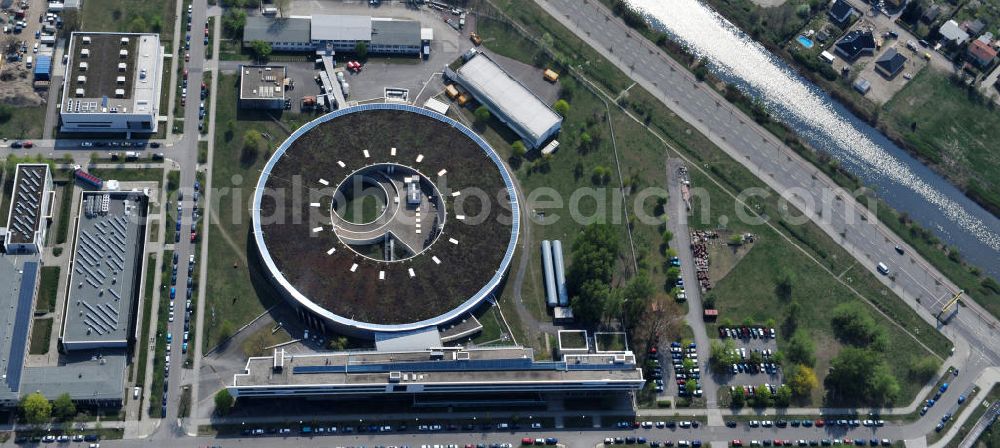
[62,191,147,348]
[5,164,49,245]
[0,255,37,403]
[244,16,311,44]
[240,65,287,101]
[371,19,421,48]
[311,14,372,42]
[22,353,126,402]
[456,53,562,145]
[61,32,162,116]
[235,347,643,388]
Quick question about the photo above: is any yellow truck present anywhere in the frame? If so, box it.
[543,69,559,82]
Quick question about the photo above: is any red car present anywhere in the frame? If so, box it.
[190,231,197,242]
[521,438,533,446]
[183,68,189,79]
[204,28,209,36]
[732,441,743,447]
[814,419,825,428]
[22,141,33,148]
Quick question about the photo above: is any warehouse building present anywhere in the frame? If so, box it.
[230,346,644,400]
[239,65,287,110]
[60,191,149,351]
[59,32,164,135]
[244,15,425,56]
[243,16,312,52]
[447,51,562,148]
[3,164,54,255]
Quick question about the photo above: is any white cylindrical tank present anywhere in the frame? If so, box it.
[552,240,569,306]
[541,240,557,307]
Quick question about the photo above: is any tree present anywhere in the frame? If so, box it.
[754,385,772,407]
[474,106,491,125]
[830,303,886,349]
[249,40,272,61]
[685,379,698,396]
[327,336,348,351]
[553,99,570,116]
[214,389,234,415]
[241,130,266,165]
[774,385,792,407]
[222,9,247,37]
[52,393,76,420]
[785,329,816,366]
[909,356,940,382]
[127,16,148,33]
[580,131,593,149]
[591,166,611,185]
[571,279,610,324]
[730,386,745,407]
[710,339,739,369]
[787,364,819,397]
[19,392,51,425]
[775,267,795,301]
[825,347,899,406]
[682,358,696,372]
[354,41,369,59]
[511,140,527,159]
[783,298,802,334]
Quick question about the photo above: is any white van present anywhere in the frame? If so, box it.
[876,262,889,275]
[25,56,33,68]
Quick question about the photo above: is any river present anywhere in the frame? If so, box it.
[624,0,1000,279]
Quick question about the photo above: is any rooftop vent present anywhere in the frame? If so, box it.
[76,75,87,84]
[80,48,90,58]
[118,62,127,72]
[75,88,85,96]
[114,89,125,98]
[119,49,128,58]
[78,62,88,71]
[116,76,126,85]
[388,371,402,383]
[120,37,129,45]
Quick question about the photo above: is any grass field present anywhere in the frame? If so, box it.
[80,0,176,39]
[134,253,157,389]
[202,74,306,351]
[482,0,951,407]
[87,168,165,183]
[0,106,46,140]
[37,266,60,314]
[883,68,1000,216]
[55,183,76,245]
[28,318,53,355]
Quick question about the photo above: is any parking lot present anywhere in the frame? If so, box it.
[1,0,63,106]
[718,326,783,385]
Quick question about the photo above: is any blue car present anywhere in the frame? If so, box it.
[170,287,176,299]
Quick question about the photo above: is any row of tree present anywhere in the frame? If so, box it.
[19,393,75,425]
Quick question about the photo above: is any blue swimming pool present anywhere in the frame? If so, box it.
[797,35,815,49]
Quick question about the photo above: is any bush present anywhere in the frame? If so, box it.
[830,303,886,349]
[474,106,491,125]
[785,329,816,366]
[656,399,672,408]
[214,389,234,415]
[553,99,570,116]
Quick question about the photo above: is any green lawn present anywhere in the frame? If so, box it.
[80,0,176,39]
[55,183,76,245]
[28,318,53,355]
[202,74,306,352]
[134,253,157,389]
[883,68,1000,216]
[87,168,165,183]
[0,106,46,140]
[37,267,61,314]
